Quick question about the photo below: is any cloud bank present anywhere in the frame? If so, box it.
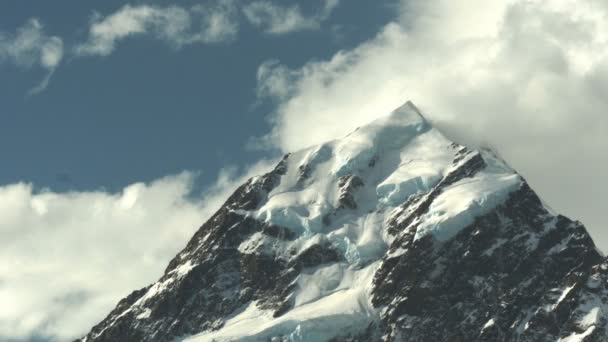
[255,0,608,249]
[0,161,275,341]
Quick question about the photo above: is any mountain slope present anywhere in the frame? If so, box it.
[79,102,608,342]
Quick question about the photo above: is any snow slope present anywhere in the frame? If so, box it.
[79,101,607,342]
[182,101,523,341]
[185,263,378,342]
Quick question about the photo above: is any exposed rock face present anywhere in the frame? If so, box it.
[374,182,606,342]
[79,102,607,342]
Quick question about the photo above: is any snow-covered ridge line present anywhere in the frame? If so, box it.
[78,101,608,342]
[179,102,526,341]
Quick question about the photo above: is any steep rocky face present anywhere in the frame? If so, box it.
[374,182,606,342]
[79,102,607,342]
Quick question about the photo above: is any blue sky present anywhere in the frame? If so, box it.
[1,0,393,192]
[2,0,608,341]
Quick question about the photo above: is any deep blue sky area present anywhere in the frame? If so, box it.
[0,0,395,193]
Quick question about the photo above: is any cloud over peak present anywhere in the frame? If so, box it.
[254,0,608,249]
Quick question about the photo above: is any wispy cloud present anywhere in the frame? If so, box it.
[3,0,343,93]
[75,1,238,57]
[243,0,340,35]
[0,18,63,94]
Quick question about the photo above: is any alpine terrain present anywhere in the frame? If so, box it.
[79,102,608,342]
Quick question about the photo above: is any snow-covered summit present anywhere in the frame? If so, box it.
[389,100,427,121]
[246,101,520,255]
[79,102,608,342]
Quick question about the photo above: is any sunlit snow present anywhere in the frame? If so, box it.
[180,102,525,341]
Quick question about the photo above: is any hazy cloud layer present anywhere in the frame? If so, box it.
[256,0,608,249]
[0,161,275,341]
[0,18,63,94]
[75,1,239,57]
[243,0,339,35]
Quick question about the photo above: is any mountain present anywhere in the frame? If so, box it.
[78,102,608,342]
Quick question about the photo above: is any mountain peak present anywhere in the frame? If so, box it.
[335,100,432,161]
[79,104,607,342]
[388,100,427,124]
[394,100,424,116]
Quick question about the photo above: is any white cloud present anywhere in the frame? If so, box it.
[243,0,340,35]
[191,1,240,43]
[75,0,342,56]
[255,0,608,250]
[75,1,238,57]
[0,18,64,94]
[0,160,276,341]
